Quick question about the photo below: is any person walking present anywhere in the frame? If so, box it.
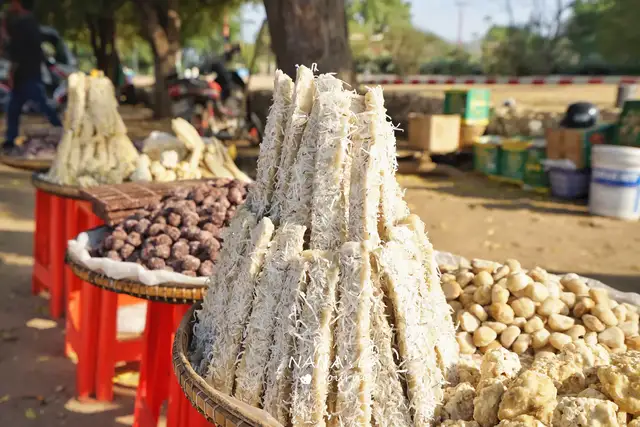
[2,0,62,154]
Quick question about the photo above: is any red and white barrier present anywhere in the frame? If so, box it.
[358,75,640,85]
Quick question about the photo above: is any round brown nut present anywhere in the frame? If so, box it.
[507,272,531,293]
[492,286,510,304]
[524,316,545,334]
[473,326,497,347]
[531,328,551,349]
[146,257,166,270]
[106,250,121,261]
[442,281,463,301]
[549,332,572,351]
[198,260,215,277]
[511,297,536,319]
[537,298,566,317]
[459,311,481,333]
[500,326,521,349]
[548,314,575,332]
[598,326,624,349]
[112,228,128,240]
[512,333,532,354]
[583,314,606,332]
[567,325,587,341]
[474,271,494,287]
[182,255,202,272]
[592,305,618,327]
[490,303,515,324]
[524,282,549,303]
[474,285,493,305]
[564,278,590,296]
[484,321,508,334]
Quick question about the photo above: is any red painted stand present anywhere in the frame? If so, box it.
[31,190,66,318]
[133,302,209,427]
[64,200,144,400]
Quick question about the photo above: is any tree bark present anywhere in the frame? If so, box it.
[87,13,118,83]
[135,0,181,118]
[263,0,355,85]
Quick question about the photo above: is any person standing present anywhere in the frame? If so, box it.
[2,0,61,154]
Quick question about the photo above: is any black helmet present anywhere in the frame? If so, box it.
[560,102,599,129]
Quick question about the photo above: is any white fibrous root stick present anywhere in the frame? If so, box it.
[369,253,413,427]
[310,89,353,251]
[290,251,339,427]
[204,217,275,393]
[234,224,306,406]
[374,233,445,427]
[400,214,459,384]
[248,70,294,218]
[366,87,410,237]
[282,74,343,227]
[332,241,375,426]
[270,65,316,223]
[262,256,308,424]
[347,90,382,245]
[191,208,256,373]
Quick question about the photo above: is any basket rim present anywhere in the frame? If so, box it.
[31,171,86,199]
[172,303,284,427]
[0,154,52,171]
[65,232,207,304]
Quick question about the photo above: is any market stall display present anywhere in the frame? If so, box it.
[67,179,249,285]
[45,71,140,186]
[0,127,63,170]
[176,66,458,426]
[131,120,251,183]
[439,260,640,356]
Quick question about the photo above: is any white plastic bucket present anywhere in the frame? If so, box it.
[589,145,640,220]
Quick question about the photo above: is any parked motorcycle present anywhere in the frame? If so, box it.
[168,56,263,144]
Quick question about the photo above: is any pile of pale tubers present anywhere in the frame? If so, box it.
[189,66,459,426]
[440,259,640,357]
[130,118,250,183]
[46,71,139,186]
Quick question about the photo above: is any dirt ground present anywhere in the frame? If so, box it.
[1,91,639,426]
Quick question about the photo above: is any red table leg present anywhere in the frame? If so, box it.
[133,302,173,427]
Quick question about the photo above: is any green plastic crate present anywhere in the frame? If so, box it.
[444,89,491,124]
[473,136,502,175]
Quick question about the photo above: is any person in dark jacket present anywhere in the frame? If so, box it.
[2,0,61,154]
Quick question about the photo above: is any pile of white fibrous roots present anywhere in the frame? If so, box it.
[46,72,139,186]
[189,66,459,426]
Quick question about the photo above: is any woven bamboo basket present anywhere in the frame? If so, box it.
[31,172,85,199]
[173,303,284,427]
[0,154,52,171]
[66,253,207,303]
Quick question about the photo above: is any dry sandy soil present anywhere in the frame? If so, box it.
[0,87,638,425]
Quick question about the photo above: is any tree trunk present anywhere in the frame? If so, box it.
[135,0,181,118]
[87,12,118,83]
[263,0,355,85]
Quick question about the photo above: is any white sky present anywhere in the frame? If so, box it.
[240,0,552,44]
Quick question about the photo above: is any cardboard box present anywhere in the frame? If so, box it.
[444,89,491,124]
[407,113,460,153]
[545,124,615,169]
